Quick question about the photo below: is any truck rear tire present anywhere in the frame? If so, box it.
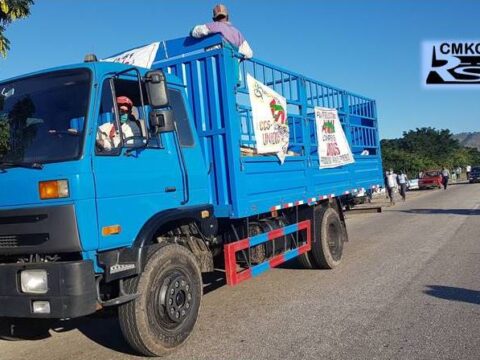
[118,244,202,357]
[298,206,345,269]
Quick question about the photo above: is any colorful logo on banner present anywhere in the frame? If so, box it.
[315,107,354,168]
[103,42,160,69]
[247,74,289,163]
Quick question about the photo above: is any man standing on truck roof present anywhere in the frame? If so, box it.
[191,4,253,59]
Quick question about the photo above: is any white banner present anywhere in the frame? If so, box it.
[102,42,159,69]
[315,107,354,168]
[247,74,289,163]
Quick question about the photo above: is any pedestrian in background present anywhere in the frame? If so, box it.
[397,170,408,201]
[456,167,461,178]
[441,167,450,190]
[386,170,397,205]
[384,170,389,200]
[466,165,471,180]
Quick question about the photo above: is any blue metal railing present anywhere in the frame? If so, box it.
[155,35,379,155]
[236,56,379,156]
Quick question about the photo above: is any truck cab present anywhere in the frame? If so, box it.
[0,61,210,319]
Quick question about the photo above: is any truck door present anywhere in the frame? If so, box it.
[92,72,184,251]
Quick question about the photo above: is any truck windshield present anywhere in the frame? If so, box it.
[0,69,91,166]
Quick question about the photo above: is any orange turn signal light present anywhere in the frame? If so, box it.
[39,180,69,200]
[102,225,122,236]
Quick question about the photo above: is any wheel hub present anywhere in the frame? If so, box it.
[161,274,193,323]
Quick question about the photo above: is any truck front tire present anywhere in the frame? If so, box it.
[118,244,202,357]
[299,206,346,269]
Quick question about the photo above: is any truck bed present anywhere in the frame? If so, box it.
[153,36,383,218]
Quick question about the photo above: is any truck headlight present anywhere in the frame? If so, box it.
[21,270,48,294]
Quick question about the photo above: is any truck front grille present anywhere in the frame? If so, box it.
[0,234,49,248]
[0,235,18,247]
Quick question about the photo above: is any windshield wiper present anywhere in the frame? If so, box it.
[0,161,44,170]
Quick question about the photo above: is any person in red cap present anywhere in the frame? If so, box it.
[117,96,136,125]
[191,4,253,59]
[96,96,142,151]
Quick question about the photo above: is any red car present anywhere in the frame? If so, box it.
[419,170,443,189]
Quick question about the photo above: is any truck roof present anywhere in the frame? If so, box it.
[0,60,183,86]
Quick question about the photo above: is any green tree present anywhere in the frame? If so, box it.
[0,0,34,57]
[381,146,437,178]
[400,127,459,165]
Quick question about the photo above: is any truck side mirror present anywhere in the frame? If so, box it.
[149,109,175,134]
[145,70,169,108]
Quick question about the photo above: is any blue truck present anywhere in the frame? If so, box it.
[0,35,383,356]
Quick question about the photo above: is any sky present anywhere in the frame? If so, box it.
[0,0,478,139]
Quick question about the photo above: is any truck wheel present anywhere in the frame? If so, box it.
[298,206,345,269]
[118,244,202,357]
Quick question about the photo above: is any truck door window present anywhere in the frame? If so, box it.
[112,78,147,149]
[112,78,162,149]
[168,89,194,147]
[96,80,121,154]
[96,78,161,154]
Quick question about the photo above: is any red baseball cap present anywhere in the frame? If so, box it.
[116,96,133,111]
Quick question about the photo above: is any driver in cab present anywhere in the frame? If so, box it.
[96,96,142,151]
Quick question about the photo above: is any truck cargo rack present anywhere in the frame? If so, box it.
[224,220,311,286]
[155,35,384,219]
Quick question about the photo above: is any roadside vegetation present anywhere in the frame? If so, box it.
[381,127,480,177]
[0,0,34,57]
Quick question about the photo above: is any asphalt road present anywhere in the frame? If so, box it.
[2,183,480,360]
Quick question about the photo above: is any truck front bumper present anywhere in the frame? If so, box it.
[0,260,97,319]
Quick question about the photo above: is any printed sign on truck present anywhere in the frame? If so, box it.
[247,74,289,163]
[315,107,354,168]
